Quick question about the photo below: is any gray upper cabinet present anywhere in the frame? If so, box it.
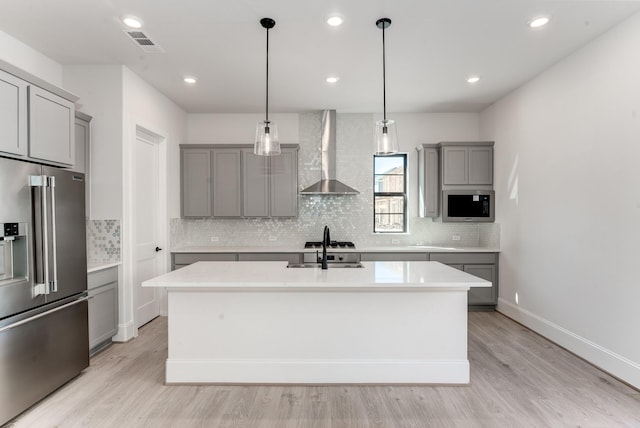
[417,144,439,218]
[242,147,298,218]
[468,146,493,185]
[0,69,28,157]
[440,142,494,187]
[180,144,298,219]
[242,149,270,217]
[1,62,78,166]
[212,148,242,217]
[442,146,468,185]
[269,148,298,217]
[181,148,212,217]
[28,86,75,166]
[70,112,92,217]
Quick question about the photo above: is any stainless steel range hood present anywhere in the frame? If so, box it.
[300,110,359,195]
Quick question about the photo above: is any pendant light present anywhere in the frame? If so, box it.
[374,17,398,155]
[255,17,281,156]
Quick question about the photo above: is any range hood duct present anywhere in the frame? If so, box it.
[300,110,359,195]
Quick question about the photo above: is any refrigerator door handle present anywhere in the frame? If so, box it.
[48,176,58,293]
[29,175,50,296]
[0,296,89,334]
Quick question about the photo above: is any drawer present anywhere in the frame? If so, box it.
[360,252,428,262]
[88,266,118,290]
[238,253,301,263]
[173,253,237,264]
[429,252,497,264]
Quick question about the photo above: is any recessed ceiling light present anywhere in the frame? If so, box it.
[326,15,344,27]
[528,16,550,28]
[183,76,197,84]
[467,76,480,84]
[122,15,143,29]
[325,76,340,84]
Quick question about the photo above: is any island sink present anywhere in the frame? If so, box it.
[287,262,364,269]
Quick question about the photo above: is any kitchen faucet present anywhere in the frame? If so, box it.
[321,225,331,269]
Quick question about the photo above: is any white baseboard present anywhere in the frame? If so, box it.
[166,359,470,385]
[112,319,136,342]
[498,298,640,389]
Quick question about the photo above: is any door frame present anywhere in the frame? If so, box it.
[120,122,167,340]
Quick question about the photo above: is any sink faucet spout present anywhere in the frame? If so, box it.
[321,226,331,270]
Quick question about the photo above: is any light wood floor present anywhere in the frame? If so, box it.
[6,312,640,427]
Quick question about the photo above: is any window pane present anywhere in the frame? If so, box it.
[374,156,404,175]
[374,214,404,232]
[374,196,405,214]
[374,175,404,192]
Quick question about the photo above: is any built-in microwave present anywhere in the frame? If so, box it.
[442,190,495,222]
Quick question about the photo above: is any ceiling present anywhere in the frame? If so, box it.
[1,0,639,114]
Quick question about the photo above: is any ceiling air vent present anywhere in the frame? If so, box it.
[123,30,164,53]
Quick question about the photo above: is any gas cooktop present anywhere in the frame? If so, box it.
[304,241,356,249]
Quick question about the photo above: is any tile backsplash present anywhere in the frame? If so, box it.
[86,219,121,265]
[170,216,499,249]
[171,112,500,250]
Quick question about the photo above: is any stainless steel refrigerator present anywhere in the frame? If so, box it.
[0,156,88,425]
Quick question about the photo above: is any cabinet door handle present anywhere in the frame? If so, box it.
[155,247,163,252]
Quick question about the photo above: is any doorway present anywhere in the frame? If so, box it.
[133,127,163,328]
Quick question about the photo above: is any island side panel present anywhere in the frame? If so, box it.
[166,287,469,384]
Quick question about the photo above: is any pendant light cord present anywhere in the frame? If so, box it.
[382,23,387,123]
[265,26,270,123]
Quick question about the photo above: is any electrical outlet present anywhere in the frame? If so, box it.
[269,236,277,241]
[391,239,400,245]
[451,234,461,241]
[210,236,219,242]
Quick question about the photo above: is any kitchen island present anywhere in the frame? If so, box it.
[143,261,490,384]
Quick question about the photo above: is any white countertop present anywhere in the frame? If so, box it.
[143,260,491,291]
[87,262,121,274]
[171,245,499,253]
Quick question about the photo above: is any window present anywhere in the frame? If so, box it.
[373,154,407,233]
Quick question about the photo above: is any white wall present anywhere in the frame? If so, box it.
[480,12,640,388]
[64,65,188,341]
[0,30,62,86]
[63,65,124,220]
[122,67,188,333]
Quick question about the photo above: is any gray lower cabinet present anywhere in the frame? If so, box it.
[28,86,75,166]
[172,253,238,270]
[237,253,302,263]
[360,252,428,261]
[0,69,28,157]
[429,252,498,310]
[172,252,302,269]
[87,266,119,355]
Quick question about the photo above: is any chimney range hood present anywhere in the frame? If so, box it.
[300,110,359,195]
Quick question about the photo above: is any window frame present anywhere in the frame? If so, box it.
[373,153,408,233]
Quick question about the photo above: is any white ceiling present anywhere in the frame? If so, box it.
[2,0,640,114]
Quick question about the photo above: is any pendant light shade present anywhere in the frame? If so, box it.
[374,119,398,155]
[255,120,279,156]
[255,17,281,156]
[374,17,399,156]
